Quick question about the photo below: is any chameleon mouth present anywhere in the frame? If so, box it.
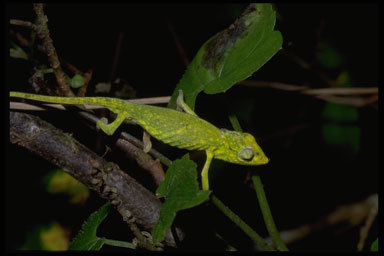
[257,156,269,165]
[262,157,269,164]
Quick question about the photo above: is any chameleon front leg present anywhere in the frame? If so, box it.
[176,90,197,116]
[177,90,213,190]
[96,112,129,135]
[201,150,214,191]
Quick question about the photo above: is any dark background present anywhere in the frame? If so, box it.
[7,4,378,251]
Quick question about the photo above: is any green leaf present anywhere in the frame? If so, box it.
[370,238,378,252]
[70,74,86,88]
[69,202,111,251]
[10,42,28,60]
[168,3,282,110]
[152,154,211,244]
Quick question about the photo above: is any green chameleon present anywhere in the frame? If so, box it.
[10,90,269,190]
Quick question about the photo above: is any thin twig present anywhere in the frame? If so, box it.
[120,132,173,168]
[32,3,74,96]
[260,194,378,247]
[211,195,275,251]
[15,31,31,47]
[168,22,190,67]
[10,19,37,30]
[116,138,165,186]
[279,49,334,85]
[240,80,309,91]
[229,115,287,251]
[252,175,289,251]
[240,80,378,107]
[357,194,378,251]
[109,32,125,83]
[302,87,378,95]
[314,94,378,107]
[125,218,162,251]
[61,59,93,97]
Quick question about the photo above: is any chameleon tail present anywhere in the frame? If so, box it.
[10,91,128,109]
[10,91,134,136]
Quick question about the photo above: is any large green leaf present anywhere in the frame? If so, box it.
[152,154,211,244]
[69,202,111,251]
[168,3,282,109]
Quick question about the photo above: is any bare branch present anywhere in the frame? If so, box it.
[260,194,378,248]
[32,3,74,96]
[9,111,184,248]
[240,80,378,107]
[302,87,378,96]
[313,94,378,107]
[116,139,165,186]
[357,194,378,251]
[10,19,37,30]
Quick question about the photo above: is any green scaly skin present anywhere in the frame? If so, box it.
[10,91,269,190]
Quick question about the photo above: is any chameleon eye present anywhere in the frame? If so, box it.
[239,147,254,161]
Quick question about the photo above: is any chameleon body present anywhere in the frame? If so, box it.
[10,91,269,190]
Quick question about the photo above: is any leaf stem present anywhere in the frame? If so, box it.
[211,195,275,251]
[252,175,289,251]
[228,114,243,132]
[103,238,137,249]
[228,114,287,250]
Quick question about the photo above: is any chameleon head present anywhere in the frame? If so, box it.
[215,130,269,166]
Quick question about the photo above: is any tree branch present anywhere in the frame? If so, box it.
[9,111,184,248]
[116,138,165,187]
[10,4,75,96]
[32,3,74,96]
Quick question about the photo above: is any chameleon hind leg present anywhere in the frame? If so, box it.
[176,89,197,116]
[96,112,130,135]
[201,150,214,191]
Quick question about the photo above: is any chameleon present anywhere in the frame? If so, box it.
[10,90,269,190]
